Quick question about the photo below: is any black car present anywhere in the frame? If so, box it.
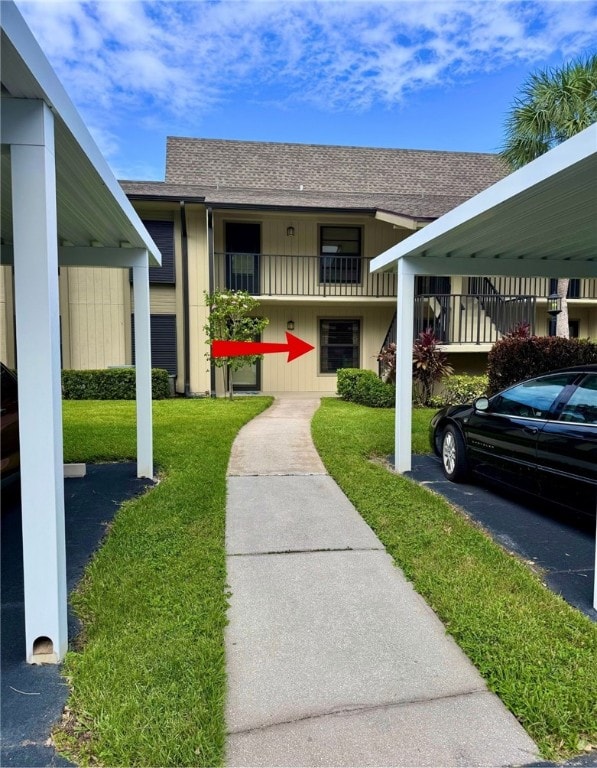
[1,363,19,489]
[430,365,597,515]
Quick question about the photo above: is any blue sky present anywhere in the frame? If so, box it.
[16,0,597,181]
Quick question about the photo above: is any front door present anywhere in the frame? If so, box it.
[225,222,260,294]
[231,359,261,392]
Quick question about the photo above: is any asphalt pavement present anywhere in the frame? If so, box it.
[1,464,153,767]
[405,455,596,622]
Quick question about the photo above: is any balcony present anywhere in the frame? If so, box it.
[214,252,397,298]
[414,294,536,345]
[468,276,597,300]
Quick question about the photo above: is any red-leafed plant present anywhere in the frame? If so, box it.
[377,342,397,384]
[412,328,453,405]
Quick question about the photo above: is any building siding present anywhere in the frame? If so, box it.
[61,266,128,369]
[258,302,395,393]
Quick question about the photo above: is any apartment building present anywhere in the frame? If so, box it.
[2,137,595,394]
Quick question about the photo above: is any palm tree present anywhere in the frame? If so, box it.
[500,54,597,337]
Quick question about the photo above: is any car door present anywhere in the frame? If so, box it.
[536,373,597,514]
[463,373,578,495]
[0,364,19,483]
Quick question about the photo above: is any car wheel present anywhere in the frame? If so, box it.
[441,425,469,482]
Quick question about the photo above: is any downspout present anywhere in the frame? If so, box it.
[180,200,191,396]
[207,207,216,395]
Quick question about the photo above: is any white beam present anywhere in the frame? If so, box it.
[0,245,150,268]
[58,246,149,268]
[370,124,597,274]
[132,264,154,479]
[375,210,423,231]
[395,258,415,474]
[11,100,67,663]
[381,257,597,280]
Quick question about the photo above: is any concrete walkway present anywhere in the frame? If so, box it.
[225,397,539,767]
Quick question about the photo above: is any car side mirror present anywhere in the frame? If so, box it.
[474,396,489,412]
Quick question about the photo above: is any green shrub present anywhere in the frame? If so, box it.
[354,371,395,408]
[487,337,597,395]
[336,368,373,402]
[428,375,489,408]
[62,368,171,400]
[337,368,395,408]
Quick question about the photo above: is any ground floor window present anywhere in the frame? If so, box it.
[132,314,177,375]
[548,318,580,338]
[320,319,360,373]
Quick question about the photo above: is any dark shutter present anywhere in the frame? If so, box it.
[132,314,177,375]
[144,220,175,284]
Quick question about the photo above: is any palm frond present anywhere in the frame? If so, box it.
[499,53,597,170]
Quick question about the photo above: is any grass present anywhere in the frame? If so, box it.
[311,398,597,761]
[56,397,272,768]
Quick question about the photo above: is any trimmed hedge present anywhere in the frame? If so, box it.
[428,374,489,408]
[62,368,171,400]
[487,337,597,395]
[337,368,395,408]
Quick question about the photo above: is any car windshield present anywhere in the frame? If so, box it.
[491,373,577,419]
[559,374,597,425]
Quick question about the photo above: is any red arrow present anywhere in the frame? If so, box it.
[212,332,314,363]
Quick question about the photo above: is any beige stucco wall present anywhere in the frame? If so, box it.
[59,266,129,369]
[186,204,211,395]
[255,301,395,393]
[213,209,404,258]
[207,210,403,394]
[2,197,595,396]
[0,266,16,368]
[212,210,405,298]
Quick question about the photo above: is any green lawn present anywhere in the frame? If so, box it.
[57,397,272,768]
[57,397,596,765]
[311,398,597,761]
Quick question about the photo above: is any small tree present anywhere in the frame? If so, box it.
[412,329,453,406]
[204,290,269,399]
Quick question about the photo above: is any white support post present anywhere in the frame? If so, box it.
[395,259,415,474]
[132,263,153,479]
[10,101,67,663]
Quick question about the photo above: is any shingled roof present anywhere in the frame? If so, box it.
[121,137,509,221]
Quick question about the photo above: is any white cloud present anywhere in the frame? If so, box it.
[14,0,597,170]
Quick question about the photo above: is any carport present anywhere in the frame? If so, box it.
[0,2,161,663]
[370,123,597,609]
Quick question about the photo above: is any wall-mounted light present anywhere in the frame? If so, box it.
[547,293,562,318]
[287,320,295,331]
[286,226,295,237]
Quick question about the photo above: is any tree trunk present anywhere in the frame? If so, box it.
[555,278,570,338]
[225,363,234,400]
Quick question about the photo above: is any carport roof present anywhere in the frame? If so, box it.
[371,123,597,278]
[0,1,161,266]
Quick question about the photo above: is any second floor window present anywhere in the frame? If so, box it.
[549,278,581,299]
[320,226,362,284]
